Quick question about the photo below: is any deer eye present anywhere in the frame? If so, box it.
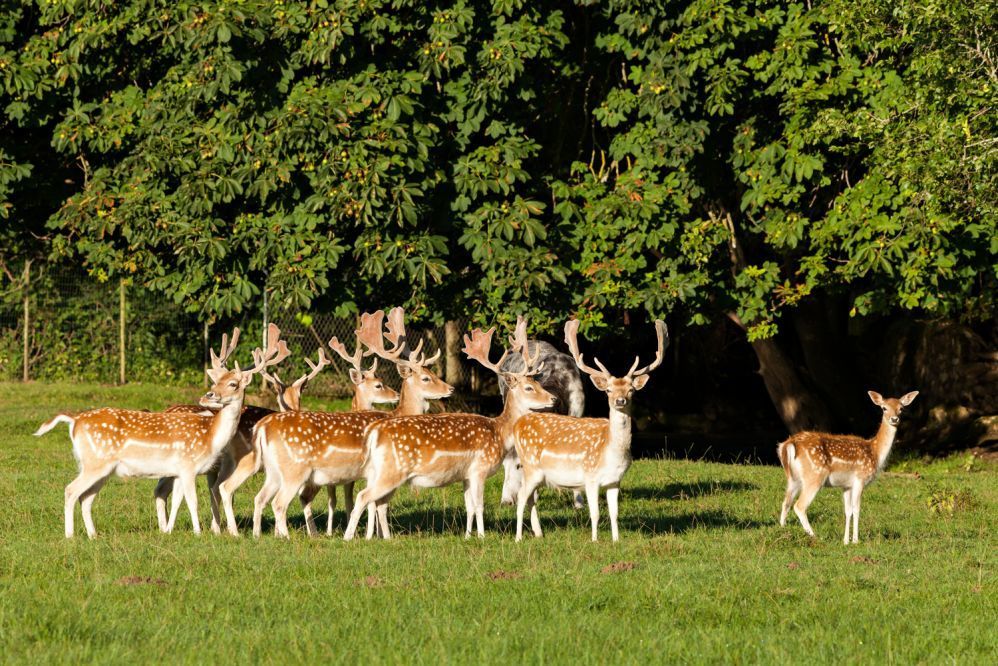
[375,384,383,389]
[882,406,887,411]
[228,382,238,388]
[525,386,533,391]
[422,376,430,382]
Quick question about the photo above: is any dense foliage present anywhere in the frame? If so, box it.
[0,1,994,431]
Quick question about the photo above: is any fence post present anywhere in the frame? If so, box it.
[203,321,210,388]
[118,279,126,385]
[21,260,30,382]
[444,320,464,388]
[262,281,269,348]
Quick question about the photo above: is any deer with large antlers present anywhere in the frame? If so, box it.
[292,338,399,535]
[153,327,275,536]
[513,318,668,542]
[34,328,288,538]
[342,317,555,541]
[778,390,919,543]
[252,308,449,538]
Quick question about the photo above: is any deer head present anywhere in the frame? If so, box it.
[463,316,553,412]
[868,390,919,427]
[356,307,452,402]
[329,332,400,408]
[564,318,668,413]
[261,347,331,412]
[201,324,290,410]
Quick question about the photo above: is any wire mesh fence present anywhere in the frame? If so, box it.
[0,260,488,410]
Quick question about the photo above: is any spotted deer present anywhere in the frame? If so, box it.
[293,337,399,535]
[252,308,451,538]
[154,327,281,536]
[342,317,555,541]
[33,329,288,538]
[778,390,919,544]
[513,318,668,542]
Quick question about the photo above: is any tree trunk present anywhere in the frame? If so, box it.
[749,335,836,434]
[444,320,465,388]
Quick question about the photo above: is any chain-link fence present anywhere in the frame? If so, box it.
[0,260,488,409]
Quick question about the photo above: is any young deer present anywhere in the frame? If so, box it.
[513,318,668,542]
[154,327,279,535]
[342,318,555,541]
[778,390,919,544]
[252,308,450,538]
[293,337,399,535]
[34,329,287,538]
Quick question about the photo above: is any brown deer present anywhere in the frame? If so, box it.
[342,317,555,541]
[154,327,280,535]
[513,318,668,542]
[292,337,399,535]
[778,390,919,543]
[34,329,288,538]
[252,308,451,538]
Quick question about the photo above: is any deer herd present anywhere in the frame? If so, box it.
[33,307,918,546]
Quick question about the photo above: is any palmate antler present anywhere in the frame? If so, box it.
[464,316,543,376]
[246,323,292,378]
[329,333,378,376]
[358,307,440,369]
[564,318,668,379]
[209,327,241,375]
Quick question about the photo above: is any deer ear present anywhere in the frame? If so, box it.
[631,374,650,390]
[207,368,225,384]
[900,390,919,406]
[502,373,520,389]
[590,375,610,391]
[867,390,885,406]
[348,369,363,385]
[397,364,413,379]
[239,373,255,389]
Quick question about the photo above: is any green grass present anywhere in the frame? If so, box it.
[1,381,994,664]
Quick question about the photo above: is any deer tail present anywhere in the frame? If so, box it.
[777,439,795,479]
[34,413,76,437]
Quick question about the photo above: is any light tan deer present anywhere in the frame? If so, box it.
[778,390,919,544]
[513,318,668,542]
[34,329,288,538]
[154,327,279,535]
[293,337,399,535]
[252,307,451,538]
[342,317,555,541]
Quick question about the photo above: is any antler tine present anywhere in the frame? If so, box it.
[356,310,405,362]
[564,318,607,378]
[295,347,330,387]
[630,320,669,377]
[245,324,291,376]
[210,327,242,371]
[462,327,509,374]
[328,335,364,371]
[384,307,407,347]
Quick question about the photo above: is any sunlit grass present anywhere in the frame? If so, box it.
[0,382,994,663]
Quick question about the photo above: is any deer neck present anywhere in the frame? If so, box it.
[394,382,427,416]
[607,406,633,451]
[206,395,244,456]
[870,419,898,470]
[351,393,371,412]
[494,393,533,452]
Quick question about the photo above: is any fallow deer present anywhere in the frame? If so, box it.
[778,390,919,543]
[252,308,450,538]
[292,337,399,535]
[342,317,555,541]
[154,327,278,535]
[34,329,288,538]
[513,318,668,542]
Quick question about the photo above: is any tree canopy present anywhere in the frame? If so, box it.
[2,0,994,337]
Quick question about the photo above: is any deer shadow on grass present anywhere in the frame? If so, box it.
[625,479,757,502]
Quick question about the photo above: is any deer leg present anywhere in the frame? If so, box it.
[585,482,601,542]
[606,485,621,542]
[79,477,108,539]
[346,481,397,541]
[472,474,486,538]
[64,468,109,539]
[780,477,801,527]
[851,481,864,544]
[272,474,307,539]
[376,499,392,540]
[842,488,853,545]
[793,482,821,538]
[515,473,544,542]
[252,473,280,539]
[178,472,200,535]
[324,485,337,536]
[334,482,354,536]
[298,482,320,537]
[206,469,221,535]
[154,477,172,532]
[463,481,474,538]
[218,453,257,537]
[166,478,185,533]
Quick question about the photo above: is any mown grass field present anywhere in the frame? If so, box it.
[0,381,994,664]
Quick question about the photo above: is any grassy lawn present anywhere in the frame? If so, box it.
[0,381,994,664]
